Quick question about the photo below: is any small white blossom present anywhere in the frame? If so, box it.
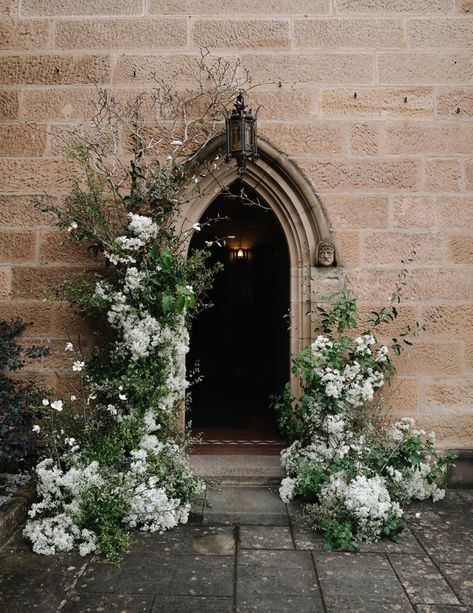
[42,399,49,407]
[118,394,127,401]
[70,395,77,402]
[32,425,41,433]
[65,342,74,352]
[67,221,78,233]
[50,400,63,412]
[72,361,85,372]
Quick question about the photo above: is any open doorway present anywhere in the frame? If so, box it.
[187,186,290,443]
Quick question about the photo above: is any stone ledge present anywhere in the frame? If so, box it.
[0,481,34,548]
[448,449,473,487]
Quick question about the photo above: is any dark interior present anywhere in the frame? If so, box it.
[187,186,290,439]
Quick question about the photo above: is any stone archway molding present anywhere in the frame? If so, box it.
[178,133,332,364]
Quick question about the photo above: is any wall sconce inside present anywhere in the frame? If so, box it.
[232,247,250,261]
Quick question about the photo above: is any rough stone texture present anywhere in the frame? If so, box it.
[56,18,188,50]
[0,195,57,227]
[423,304,473,337]
[321,87,433,119]
[349,122,380,156]
[260,123,344,156]
[446,233,473,264]
[392,196,437,228]
[0,54,111,85]
[407,18,473,48]
[335,0,454,13]
[323,195,389,229]
[0,20,50,51]
[385,124,473,155]
[0,91,19,121]
[363,231,442,265]
[378,53,473,85]
[149,0,330,14]
[21,0,143,16]
[294,18,403,48]
[0,159,81,192]
[192,19,289,49]
[0,231,36,263]
[0,124,46,157]
[458,0,473,11]
[424,159,462,192]
[436,88,473,118]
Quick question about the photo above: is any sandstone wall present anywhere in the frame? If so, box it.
[1,0,472,447]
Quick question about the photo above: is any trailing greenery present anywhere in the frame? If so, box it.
[0,319,48,472]
[275,288,454,551]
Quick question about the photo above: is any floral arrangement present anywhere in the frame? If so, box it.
[24,53,252,563]
[275,288,453,551]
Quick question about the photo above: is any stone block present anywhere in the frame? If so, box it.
[21,0,143,16]
[392,196,437,228]
[407,17,473,48]
[51,302,96,337]
[349,123,380,156]
[0,123,46,156]
[63,594,155,613]
[21,87,97,121]
[298,159,420,190]
[346,268,470,301]
[425,159,462,192]
[0,90,19,121]
[0,300,51,335]
[321,87,433,119]
[192,19,289,49]
[385,124,473,155]
[47,123,105,157]
[0,195,57,227]
[424,378,473,406]
[239,526,294,550]
[0,231,36,263]
[294,18,403,48]
[0,267,11,298]
[355,303,420,336]
[437,196,473,227]
[457,0,473,11]
[446,233,473,264]
[378,53,473,85]
[113,54,200,85]
[439,564,473,606]
[332,231,360,268]
[248,88,318,121]
[0,54,111,86]
[393,341,462,375]
[148,0,330,14]
[203,486,288,525]
[0,19,50,51]
[11,266,88,299]
[0,159,81,192]
[242,53,374,85]
[363,231,442,265]
[465,159,473,190]
[39,232,101,265]
[424,304,473,337]
[129,525,234,556]
[415,407,473,446]
[436,88,473,118]
[0,0,16,15]
[335,0,453,12]
[56,17,188,50]
[259,123,344,156]
[323,195,388,229]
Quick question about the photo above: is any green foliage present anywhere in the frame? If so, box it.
[0,319,49,471]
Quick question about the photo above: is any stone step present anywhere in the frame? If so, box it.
[189,454,284,485]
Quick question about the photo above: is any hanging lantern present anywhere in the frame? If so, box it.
[225,93,258,174]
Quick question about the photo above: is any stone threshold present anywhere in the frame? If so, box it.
[189,454,284,485]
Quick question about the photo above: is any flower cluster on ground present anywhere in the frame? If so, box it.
[274,289,454,551]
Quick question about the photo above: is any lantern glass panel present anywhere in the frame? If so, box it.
[231,121,241,152]
[244,120,253,153]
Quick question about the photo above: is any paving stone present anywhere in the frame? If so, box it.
[237,594,324,612]
[388,554,460,605]
[1,526,33,552]
[239,525,294,549]
[438,564,473,606]
[129,525,235,556]
[323,594,415,612]
[62,593,154,612]
[407,510,473,564]
[359,526,424,555]
[237,550,319,597]
[0,551,86,612]
[77,553,234,596]
[204,486,288,525]
[314,553,407,602]
[152,595,233,612]
[416,606,471,613]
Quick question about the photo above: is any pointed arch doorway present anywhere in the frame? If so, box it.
[178,136,332,447]
[188,186,289,440]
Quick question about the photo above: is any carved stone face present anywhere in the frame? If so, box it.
[317,240,335,267]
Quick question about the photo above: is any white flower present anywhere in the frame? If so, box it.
[72,361,85,372]
[64,437,76,447]
[192,223,201,232]
[32,425,41,433]
[118,394,127,401]
[171,139,183,145]
[185,285,194,293]
[107,404,117,416]
[104,251,120,265]
[65,342,74,352]
[67,221,78,232]
[50,400,63,412]
[42,399,49,407]
[70,395,77,402]
[279,477,297,503]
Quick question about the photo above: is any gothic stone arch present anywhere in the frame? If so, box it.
[178,135,332,405]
